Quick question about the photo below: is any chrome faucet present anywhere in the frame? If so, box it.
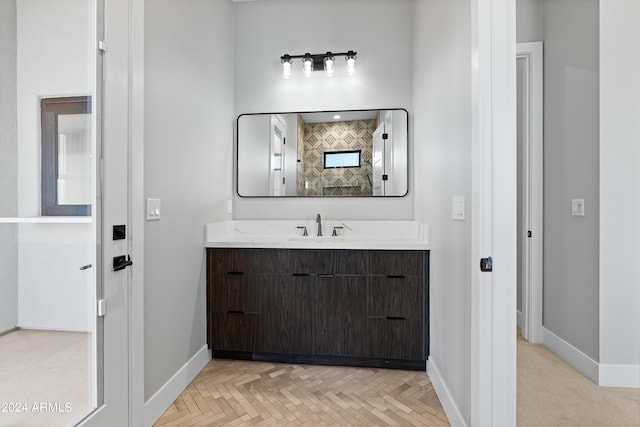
[316,213,322,236]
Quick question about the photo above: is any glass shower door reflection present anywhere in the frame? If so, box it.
[0,0,99,426]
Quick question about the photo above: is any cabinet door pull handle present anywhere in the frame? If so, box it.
[227,310,245,315]
[227,271,244,275]
[292,273,311,277]
[386,316,406,320]
[387,275,405,279]
[318,274,335,279]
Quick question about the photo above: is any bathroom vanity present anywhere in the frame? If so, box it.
[205,220,430,370]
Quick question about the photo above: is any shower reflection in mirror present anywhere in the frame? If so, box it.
[237,109,408,197]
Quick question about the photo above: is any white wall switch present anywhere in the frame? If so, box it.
[452,196,466,221]
[146,198,161,220]
[571,199,585,216]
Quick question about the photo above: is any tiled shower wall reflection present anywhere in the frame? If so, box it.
[300,119,377,196]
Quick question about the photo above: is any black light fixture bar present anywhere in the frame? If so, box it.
[280,50,357,77]
[281,51,356,64]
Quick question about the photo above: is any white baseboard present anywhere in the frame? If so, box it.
[599,363,640,388]
[516,310,523,330]
[542,327,599,383]
[427,358,467,427]
[144,345,211,427]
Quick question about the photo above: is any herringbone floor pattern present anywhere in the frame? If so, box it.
[153,360,450,426]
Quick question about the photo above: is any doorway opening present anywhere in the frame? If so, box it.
[516,42,543,344]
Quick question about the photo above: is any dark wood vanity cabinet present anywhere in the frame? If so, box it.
[367,251,427,361]
[206,248,429,370]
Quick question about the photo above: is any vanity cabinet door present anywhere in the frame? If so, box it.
[313,275,367,357]
[261,274,313,354]
[210,312,259,352]
[367,318,423,360]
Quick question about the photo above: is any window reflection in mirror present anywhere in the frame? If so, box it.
[41,96,92,216]
[237,109,408,197]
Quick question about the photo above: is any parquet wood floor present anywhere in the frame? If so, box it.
[153,359,450,426]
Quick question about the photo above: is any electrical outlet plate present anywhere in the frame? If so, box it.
[452,196,465,221]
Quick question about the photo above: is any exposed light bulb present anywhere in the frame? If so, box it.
[346,50,357,76]
[282,61,291,79]
[281,55,292,79]
[303,53,313,78]
[346,57,356,75]
[324,52,335,77]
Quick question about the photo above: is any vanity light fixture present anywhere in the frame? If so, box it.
[280,50,357,78]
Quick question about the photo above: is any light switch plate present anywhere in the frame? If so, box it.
[146,198,161,221]
[452,196,465,221]
[571,199,585,216]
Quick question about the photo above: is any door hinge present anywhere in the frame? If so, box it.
[527,230,532,238]
[97,299,107,317]
[282,177,286,184]
[382,133,389,140]
[98,39,107,54]
[382,174,388,181]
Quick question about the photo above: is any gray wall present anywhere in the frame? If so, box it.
[0,0,18,333]
[144,0,234,400]
[517,0,543,42]
[232,0,415,221]
[414,0,472,423]
[543,0,600,361]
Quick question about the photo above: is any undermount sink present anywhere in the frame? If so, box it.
[205,220,429,250]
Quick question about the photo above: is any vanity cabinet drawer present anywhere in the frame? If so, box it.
[368,276,423,319]
[290,249,368,275]
[291,250,333,274]
[208,248,290,274]
[334,250,368,275]
[368,250,424,277]
[209,273,261,313]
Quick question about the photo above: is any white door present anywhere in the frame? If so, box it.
[470,0,517,425]
[78,0,130,424]
[372,124,385,196]
[269,115,286,196]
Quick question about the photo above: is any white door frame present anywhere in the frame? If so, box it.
[517,42,544,344]
[471,0,517,425]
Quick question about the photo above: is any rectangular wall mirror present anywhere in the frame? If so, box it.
[237,108,408,197]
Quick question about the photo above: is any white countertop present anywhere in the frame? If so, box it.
[205,220,430,250]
